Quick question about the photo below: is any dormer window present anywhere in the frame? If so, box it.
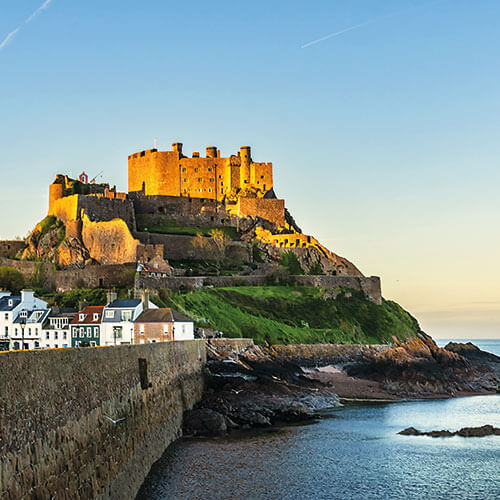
[8,300,13,307]
[79,314,85,321]
[93,313,99,321]
[20,311,28,318]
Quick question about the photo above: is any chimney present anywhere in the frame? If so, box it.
[78,300,88,312]
[141,290,149,312]
[107,290,117,305]
[21,289,35,304]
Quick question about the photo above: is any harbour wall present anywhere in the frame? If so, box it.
[0,341,207,499]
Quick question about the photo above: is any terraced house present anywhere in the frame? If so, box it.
[70,305,104,347]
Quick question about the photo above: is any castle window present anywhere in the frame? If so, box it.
[194,168,198,173]
[182,168,186,173]
[198,178,202,182]
[261,175,264,179]
[198,189,202,192]
[184,179,188,182]
[219,175,222,179]
[208,168,212,172]
[209,178,214,182]
[221,188,224,194]
[208,188,212,193]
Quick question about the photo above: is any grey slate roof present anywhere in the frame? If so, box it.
[107,299,141,308]
[13,309,50,324]
[0,296,21,311]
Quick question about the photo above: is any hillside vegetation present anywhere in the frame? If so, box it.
[167,286,423,345]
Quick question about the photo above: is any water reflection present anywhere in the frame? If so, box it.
[137,396,500,500]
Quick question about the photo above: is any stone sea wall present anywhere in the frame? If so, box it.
[0,341,206,499]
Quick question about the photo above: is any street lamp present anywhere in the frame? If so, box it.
[20,318,26,351]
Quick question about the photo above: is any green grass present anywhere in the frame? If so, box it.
[137,215,240,240]
[166,286,423,345]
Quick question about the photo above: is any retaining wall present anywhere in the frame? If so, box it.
[136,274,382,304]
[0,341,206,499]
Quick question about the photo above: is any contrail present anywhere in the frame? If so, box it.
[301,1,439,49]
[301,19,377,48]
[0,0,53,52]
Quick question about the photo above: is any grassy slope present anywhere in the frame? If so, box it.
[167,286,423,345]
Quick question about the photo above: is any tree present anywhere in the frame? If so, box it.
[279,251,304,275]
[192,229,231,275]
[308,260,324,275]
[0,266,25,293]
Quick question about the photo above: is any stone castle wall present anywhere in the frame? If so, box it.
[135,274,382,304]
[0,341,207,499]
[0,241,25,259]
[135,232,251,263]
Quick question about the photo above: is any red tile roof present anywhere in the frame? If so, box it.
[70,306,105,325]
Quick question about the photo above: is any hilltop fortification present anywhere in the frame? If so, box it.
[11,141,366,285]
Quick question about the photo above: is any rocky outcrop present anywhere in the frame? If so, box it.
[345,335,500,396]
[183,343,340,436]
[445,342,500,378]
[399,425,500,438]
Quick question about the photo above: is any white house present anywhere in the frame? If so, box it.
[41,310,75,349]
[101,298,157,346]
[0,290,48,351]
[11,309,50,350]
[171,310,195,340]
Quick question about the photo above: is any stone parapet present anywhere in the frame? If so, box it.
[0,341,206,499]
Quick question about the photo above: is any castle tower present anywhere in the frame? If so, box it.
[48,181,64,215]
[240,146,251,188]
[206,146,217,158]
[172,142,183,155]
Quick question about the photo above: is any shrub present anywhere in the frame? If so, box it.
[280,251,304,275]
[0,266,25,293]
[308,260,324,275]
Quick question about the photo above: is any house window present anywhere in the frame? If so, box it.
[121,311,132,322]
[46,332,50,339]
[4,326,8,336]
[140,324,145,335]
[4,313,7,320]
[28,328,31,335]
[163,326,169,335]
[54,332,58,340]
[63,332,67,339]
[105,310,114,319]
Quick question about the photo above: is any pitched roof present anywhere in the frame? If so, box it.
[70,306,104,325]
[134,308,192,324]
[107,299,141,309]
[0,296,21,311]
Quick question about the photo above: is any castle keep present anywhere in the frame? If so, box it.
[128,144,285,226]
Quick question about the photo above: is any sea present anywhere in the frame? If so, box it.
[137,339,500,500]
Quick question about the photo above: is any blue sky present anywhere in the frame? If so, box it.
[1,0,500,338]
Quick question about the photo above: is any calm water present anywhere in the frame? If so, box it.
[138,340,500,500]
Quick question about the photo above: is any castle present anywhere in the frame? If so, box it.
[35,141,362,277]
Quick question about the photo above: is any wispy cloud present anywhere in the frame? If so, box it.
[0,0,53,52]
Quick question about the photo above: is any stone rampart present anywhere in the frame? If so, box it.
[135,274,382,304]
[0,341,206,499]
[0,241,25,259]
[134,232,251,263]
[54,263,136,291]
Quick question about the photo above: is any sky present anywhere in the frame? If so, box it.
[1,0,499,339]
